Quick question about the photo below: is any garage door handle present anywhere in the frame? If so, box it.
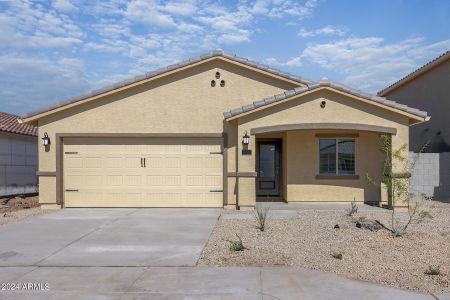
[65,189,78,192]
[209,189,223,192]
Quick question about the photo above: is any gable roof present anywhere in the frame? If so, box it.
[0,112,37,136]
[224,78,429,123]
[20,49,312,123]
[378,51,450,96]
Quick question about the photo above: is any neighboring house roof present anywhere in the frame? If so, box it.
[0,112,37,136]
[224,78,429,122]
[378,51,450,96]
[20,49,313,123]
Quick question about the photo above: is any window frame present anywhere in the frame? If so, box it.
[318,138,356,176]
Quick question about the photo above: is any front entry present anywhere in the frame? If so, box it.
[256,140,281,198]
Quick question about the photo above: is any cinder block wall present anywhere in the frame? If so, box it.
[409,152,450,201]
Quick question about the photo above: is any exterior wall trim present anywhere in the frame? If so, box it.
[227,171,258,177]
[250,123,397,135]
[315,175,360,180]
[53,132,224,208]
[36,171,56,177]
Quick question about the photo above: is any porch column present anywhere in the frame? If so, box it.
[236,121,256,209]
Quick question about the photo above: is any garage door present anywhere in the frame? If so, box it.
[63,138,223,207]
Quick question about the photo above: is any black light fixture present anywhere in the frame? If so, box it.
[242,131,251,155]
[242,131,250,145]
[42,132,50,146]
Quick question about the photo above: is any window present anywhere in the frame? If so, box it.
[319,139,355,175]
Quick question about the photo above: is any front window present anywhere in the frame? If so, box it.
[319,139,355,175]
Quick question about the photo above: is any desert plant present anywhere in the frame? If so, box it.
[366,135,433,237]
[346,200,358,216]
[425,265,441,276]
[225,234,247,251]
[254,206,269,232]
[331,252,343,260]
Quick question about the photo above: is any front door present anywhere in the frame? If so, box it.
[256,141,281,197]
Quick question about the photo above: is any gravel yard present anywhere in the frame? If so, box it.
[0,196,50,225]
[198,202,450,294]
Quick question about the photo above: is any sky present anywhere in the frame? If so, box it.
[0,0,449,116]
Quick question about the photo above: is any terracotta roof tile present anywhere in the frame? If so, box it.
[0,112,38,136]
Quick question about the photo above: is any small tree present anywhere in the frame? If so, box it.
[366,134,431,237]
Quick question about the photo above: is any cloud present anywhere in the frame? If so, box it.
[300,37,450,92]
[0,55,90,114]
[125,0,177,27]
[250,0,318,18]
[52,0,78,12]
[298,25,347,37]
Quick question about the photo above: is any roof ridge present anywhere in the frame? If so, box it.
[378,50,450,96]
[22,49,313,120]
[0,111,37,136]
[223,78,428,120]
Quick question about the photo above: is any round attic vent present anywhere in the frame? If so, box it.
[320,101,326,108]
[211,80,216,87]
[220,80,225,87]
[215,72,221,79]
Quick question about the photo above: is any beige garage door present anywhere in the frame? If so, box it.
[63,138,223,207]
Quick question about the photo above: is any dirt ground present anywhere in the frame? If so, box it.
[198,202,450,294]
[0,195,49,225]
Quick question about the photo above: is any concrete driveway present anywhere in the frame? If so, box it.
[0,208,220,267]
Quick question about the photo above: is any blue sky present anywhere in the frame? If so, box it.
[0,0,449,115]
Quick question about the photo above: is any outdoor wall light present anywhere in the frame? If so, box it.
[42,132,50,146]
[242,131,250,145]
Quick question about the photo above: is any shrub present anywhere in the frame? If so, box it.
[331,252,343,260]
[346,200,358,216]
[254,206,269,232]
[226,234,247,252]
[425,265,440,276]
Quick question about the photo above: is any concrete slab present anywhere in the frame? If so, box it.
[0,266,436,300]
[221,210,298,220]
[38,208,220,267]
[0,209,136,266]
[260,267,433,300]
[127,266,261,299]
[257,202,386,212]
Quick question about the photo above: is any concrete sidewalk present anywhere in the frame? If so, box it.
[0,266,438,299]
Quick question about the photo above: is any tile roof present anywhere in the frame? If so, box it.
[378,51,450,96]
[0,112,38,136]
[21,49,313,120]
[223,78,429,120]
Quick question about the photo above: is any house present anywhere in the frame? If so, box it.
[20,50,429,209]
[0,112,38,197]
[378,51,450,200]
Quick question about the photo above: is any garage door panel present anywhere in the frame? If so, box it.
[64,138,223,207]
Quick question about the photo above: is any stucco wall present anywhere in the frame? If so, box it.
[233,88,410,205]
[383,58,450,153]
[36,59,300,206]
[0,132,38,196]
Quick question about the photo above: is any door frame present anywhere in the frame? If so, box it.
[255,138,282,200]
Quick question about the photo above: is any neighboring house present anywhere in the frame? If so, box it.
[20,50,429,210]
[378,51,450,200]
[0,112,38,197]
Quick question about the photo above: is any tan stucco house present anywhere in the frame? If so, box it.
[20,50,429,210]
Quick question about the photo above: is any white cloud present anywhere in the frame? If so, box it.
[298,25,347,37]
[125,0,177,27]
[0,55,90,114]
[52,0,78,13]
[250,0,318,18]
[161,1,197,16]
[300,37,450,92]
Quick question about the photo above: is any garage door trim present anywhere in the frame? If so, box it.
[54,133,225,207]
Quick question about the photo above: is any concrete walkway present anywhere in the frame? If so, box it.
[0,266,439,299]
